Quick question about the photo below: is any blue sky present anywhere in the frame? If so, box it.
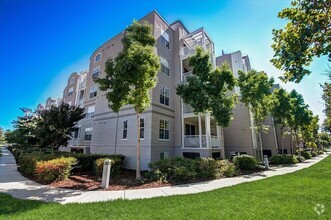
[0,0,328,130]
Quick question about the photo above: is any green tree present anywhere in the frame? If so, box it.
[287,90,310,152]
[271,0,331,83]
[10,108,40,148]
[321,81,331,132]
[318,132,331,149]
[237,70,274,160]
[271,88,292,154]
[301,112,319,148]
[94,20,160,179]
[176,47,236,127]
[36,103,85,153]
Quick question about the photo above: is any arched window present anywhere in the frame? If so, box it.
[94,53,101,63]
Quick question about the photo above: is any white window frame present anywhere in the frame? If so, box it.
[160,56,170,77]
[122,119,128,140]
[94,53,101,63]
[68,87,74,97]
[70,77,75,85]
[160,85,170,107]
[159,118,170,140]
[92,66,100,78]
[84,127,93,141]
[89,85,98,98]
[86,105,95,119]
[140,117,145,140]
[160,27,169,49]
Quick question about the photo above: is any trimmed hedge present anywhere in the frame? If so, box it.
[298,151,312,159]
[310,151,318,157]
[16,152,125,178]
[148,157,236,183]
[35,157,77,183]
[233,155,258,171]
[93,157,122,177]
[270,154,298,165]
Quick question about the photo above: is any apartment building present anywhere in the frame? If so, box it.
[39,10,291,170]
[216,51,259,158]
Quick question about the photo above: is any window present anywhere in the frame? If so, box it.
[160,85,169,106]
[84,127,93,141]
[122,120,128,140]
[86,105,95,119]
[159,119,169,140]
[140,118,144,139]
[92,66,100,78]
[94,53,101,63]
[160,56,169,76]
[70,77,75,85]
[160,28,169,49]
[79,89,84,100]
[73,128,79,139]
[160,152,169,160]
[185,124,196,135]
[89,85,98,98]
[68,87,74,96]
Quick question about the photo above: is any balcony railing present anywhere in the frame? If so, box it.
[79,81,86,89]
[68,139,79,146]
[183,135,220,148]
[182,71,192,83]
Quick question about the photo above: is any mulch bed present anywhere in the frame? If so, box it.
[49,170,172,191]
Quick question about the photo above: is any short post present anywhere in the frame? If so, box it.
[264,155,269,169]
[101,159,111,189]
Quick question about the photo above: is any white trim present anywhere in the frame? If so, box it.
[159,118,170,140]
[94,53,102,63]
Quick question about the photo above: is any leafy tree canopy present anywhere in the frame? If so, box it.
[271,0,331,82]
[176,47,236,127]
[271,88,292,129]
[237,70,275,131]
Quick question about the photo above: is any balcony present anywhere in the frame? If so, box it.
[68,139,79,146]
[182,71,192,83]
[79,81,86,89]
[180,28,214,59]
[183,135,220,148]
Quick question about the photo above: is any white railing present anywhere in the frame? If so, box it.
[79,81,86,89]
[183,135,220,148]
[210,135,220,148]
[182,71,192,83]
[68,139,79,146]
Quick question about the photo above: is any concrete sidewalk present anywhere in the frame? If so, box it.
[0,147,329,204]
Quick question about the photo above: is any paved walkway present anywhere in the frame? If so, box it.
[0,147,329,204]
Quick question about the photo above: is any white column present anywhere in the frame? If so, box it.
[198,114,202,148]
[205,113,210,148]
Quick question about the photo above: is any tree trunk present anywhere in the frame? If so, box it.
[136,112,141,179]
[280,127,284,154]
[258,128,263,162]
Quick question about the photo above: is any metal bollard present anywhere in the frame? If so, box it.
[101,159,111,189]
[264,155,269,169]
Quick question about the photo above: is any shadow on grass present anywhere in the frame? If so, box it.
[0,192,46,215]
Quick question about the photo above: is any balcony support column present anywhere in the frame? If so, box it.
[198,114,202,148]
[205,113,210,148]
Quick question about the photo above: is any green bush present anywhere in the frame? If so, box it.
[311,151,318,157]
[217,160,236,177]
[296,155,306,163]
[17,152,125,177]
[35,157,77,183]
[93,157,122,177]
[148,157,235,183]
[18,153,59,177]
[233,155,258,171]
[270,154,298,165]
[69,153,125,173]
[299,151,312,159]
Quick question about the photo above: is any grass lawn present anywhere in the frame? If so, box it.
[1,155,330,220]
